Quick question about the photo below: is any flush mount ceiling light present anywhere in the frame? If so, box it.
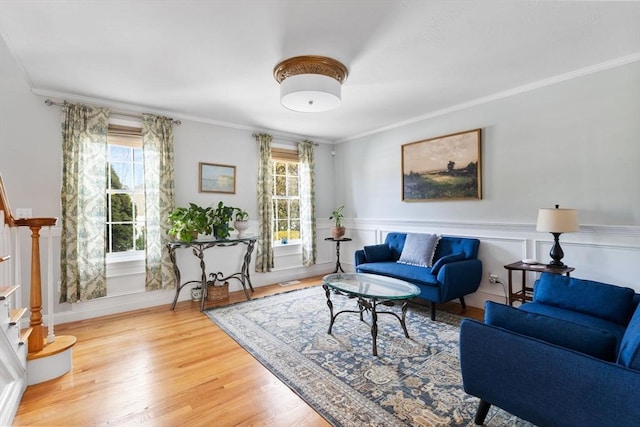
[273,55,348,113]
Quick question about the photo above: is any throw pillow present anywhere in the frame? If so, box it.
[431,252,466,275]
[363,244,392,263]
[485,301,618,361]
[398,233,439,267]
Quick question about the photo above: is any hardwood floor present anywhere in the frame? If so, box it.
[14,276,483,426]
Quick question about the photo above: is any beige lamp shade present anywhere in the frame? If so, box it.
[536,207,579,233]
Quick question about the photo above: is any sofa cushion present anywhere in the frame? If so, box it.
[356,262,439,287]
[384,232,407,261]
[485,301,618,361]
[431,252,465,275]
[618,305,640,370]
[433,236,480,260]
[363,244,392,263]
[398,233,439,267]
[533,273,636,326]
[519,302,627,344]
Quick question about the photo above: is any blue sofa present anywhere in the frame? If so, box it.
[354,232,482,320]
[460,273,640,426]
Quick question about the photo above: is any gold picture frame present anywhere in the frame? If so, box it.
[199,162,236,194]
[402,128,482,201]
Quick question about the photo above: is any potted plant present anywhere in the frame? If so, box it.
[211,201,236,239]
[329,205,345,239]
[167,203,213,242]
[234,208,250,238]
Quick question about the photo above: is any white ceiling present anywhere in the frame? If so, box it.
[1,1,639,142]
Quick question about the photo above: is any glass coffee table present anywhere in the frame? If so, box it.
[322,273,421,356]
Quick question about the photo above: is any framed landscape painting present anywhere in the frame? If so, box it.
[199,162,236,194]
[402,128,482,201]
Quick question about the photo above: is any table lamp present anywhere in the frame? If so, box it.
[536,204,579,267]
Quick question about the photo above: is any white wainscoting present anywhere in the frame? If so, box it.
[29,225,337,325]
[342,219,640,309]
[15,220,640,324]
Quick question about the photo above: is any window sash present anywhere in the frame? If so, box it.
[272,158,300,243]
[106,128,145,255]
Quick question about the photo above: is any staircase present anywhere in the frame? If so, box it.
[0,261,31,426]
[0,174,76,425]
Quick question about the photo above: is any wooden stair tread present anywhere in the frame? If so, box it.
[9,307,27,325]
[27,335,77,360]
[19,327,33,345]
[0,285,19,300]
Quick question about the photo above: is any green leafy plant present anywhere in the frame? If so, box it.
[234,208,249,221]
[329,206,344,227]
[212,201,236,239]
[167,203,213,242]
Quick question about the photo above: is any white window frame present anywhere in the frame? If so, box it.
[105,121,146,272]
[272,158,301,247]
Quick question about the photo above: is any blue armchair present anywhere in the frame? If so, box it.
[354,232,482,320]
[460,273,640,426]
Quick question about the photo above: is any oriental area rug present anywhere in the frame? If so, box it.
[205,286,532,427]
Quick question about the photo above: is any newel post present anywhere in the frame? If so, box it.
[15,217,57,353]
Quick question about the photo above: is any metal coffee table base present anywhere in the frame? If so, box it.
[323,284,411,356]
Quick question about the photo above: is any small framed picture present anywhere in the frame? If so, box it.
[199,162,236,194]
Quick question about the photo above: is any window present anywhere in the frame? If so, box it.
[272,159,300,243]
[106,125,145,255]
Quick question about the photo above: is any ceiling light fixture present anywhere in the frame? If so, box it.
[273,55,348,113]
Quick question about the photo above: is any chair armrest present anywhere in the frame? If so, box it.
[460,319,640,427]
[354,249,366,267]
[437,259,482,301]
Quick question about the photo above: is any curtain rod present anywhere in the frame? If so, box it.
[44,99,182,125]
[252,133,319,146]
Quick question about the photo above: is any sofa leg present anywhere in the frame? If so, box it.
[430,301,436,321]
[474,399,491,425]
[459,297,467,310]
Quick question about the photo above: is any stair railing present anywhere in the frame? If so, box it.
[0,174,57,353]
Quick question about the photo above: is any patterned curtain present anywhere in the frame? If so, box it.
[298,141,317,266]
[142,114,176,291]
[255,133,274,272]
[60,102,109,303]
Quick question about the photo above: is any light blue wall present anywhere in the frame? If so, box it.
[332,61,640,303]
[0,37,336,322]
[1,31,639,320]
[335,61,640,227]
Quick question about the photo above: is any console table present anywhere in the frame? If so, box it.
[324,237,352,273]
[504,261,575,306]
[166,236,257,311]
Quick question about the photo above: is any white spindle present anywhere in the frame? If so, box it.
[0,211,6,286]
[47,225,55,343]
[14,226,21,310]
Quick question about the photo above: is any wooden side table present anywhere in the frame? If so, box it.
[324,237,352,273]
[504,261,575,306]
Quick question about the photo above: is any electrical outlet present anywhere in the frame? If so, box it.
[489,273,499,284]
[15,208,32,218]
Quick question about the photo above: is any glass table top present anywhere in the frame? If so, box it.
[322,273,420,299]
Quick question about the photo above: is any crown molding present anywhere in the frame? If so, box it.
[338,52,640,143]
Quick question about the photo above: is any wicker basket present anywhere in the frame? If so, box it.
[207,281,229,301]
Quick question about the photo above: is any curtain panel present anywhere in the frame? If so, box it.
[142,114,176,291]
[298,141,317,266]
[255,133,274,272]
[60,102,109,303]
